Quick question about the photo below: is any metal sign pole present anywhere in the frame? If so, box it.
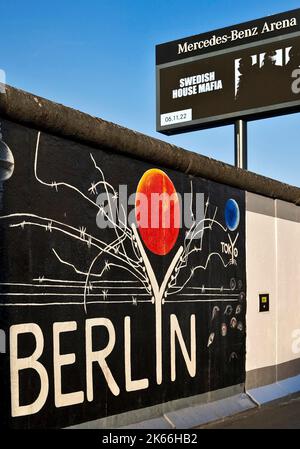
[234,119,248,170]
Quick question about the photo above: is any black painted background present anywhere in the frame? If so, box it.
[0,119,246,429]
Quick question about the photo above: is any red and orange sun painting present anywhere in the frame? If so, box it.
[135,169,180,256]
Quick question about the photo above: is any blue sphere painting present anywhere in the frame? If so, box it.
[225,199,240,231]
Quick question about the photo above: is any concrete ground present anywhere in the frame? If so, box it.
[200,394,300,429]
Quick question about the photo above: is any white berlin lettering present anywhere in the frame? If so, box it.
[9,313,197,417]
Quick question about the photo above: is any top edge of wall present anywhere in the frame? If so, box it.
[0,84,299,206]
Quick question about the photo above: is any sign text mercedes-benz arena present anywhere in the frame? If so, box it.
[156,9,300,134]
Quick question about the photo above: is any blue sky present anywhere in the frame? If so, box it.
[1,0,300,186]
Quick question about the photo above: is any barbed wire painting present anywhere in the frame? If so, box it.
[0,119,246,429]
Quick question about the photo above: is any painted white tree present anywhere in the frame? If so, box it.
[0,131,241,384]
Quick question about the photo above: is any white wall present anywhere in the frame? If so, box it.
[276,200,300,366]
[246,193,300,385]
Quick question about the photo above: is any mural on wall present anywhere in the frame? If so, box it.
[0,119,246,428]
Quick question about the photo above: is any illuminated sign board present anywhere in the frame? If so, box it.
[156,9,300,134]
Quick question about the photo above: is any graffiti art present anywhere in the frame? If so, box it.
[0,119,246,428]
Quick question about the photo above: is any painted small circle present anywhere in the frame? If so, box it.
[230,317,237,329]
[239,291,246,302]
[230,278,237,291]
[221,323,227,337]
[225,199,240,231]
[0,140,14,181]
